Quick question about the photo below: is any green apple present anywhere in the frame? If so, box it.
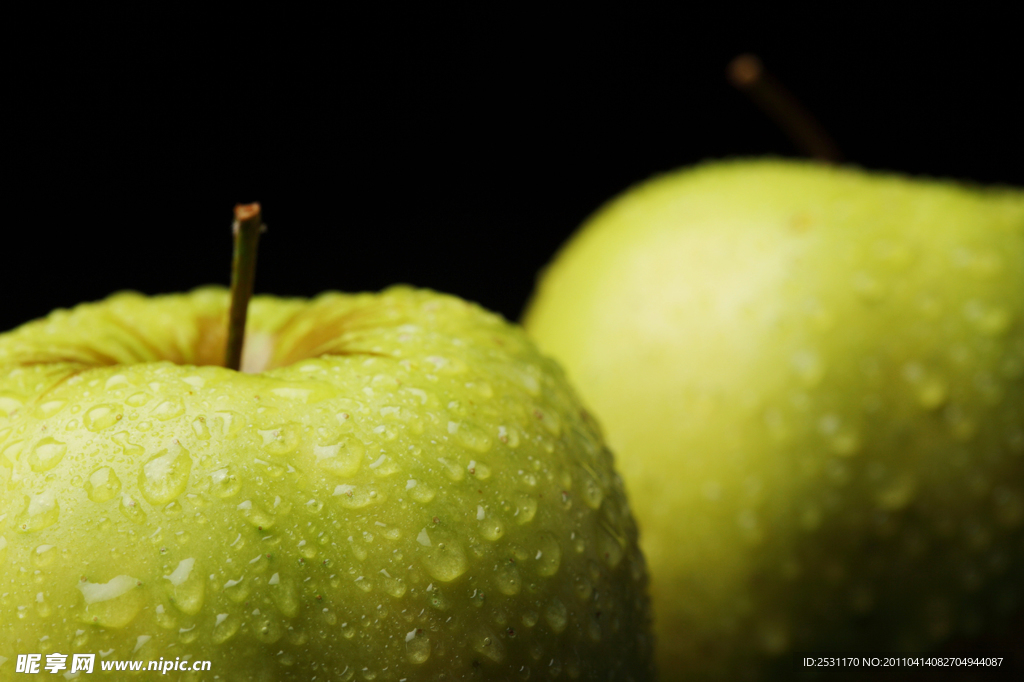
[523,159,1024,679]
[0,286,654,680]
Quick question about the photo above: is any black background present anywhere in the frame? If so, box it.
[4,7,1022,334]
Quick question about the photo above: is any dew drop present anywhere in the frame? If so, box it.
[214,410,244,437]
[514,494,537,525]
[270,576,300,618]
[597,522,624,568]
[497,565,521,595]
[409,481,436,504]
[191,417,210,440]
[31,544,57,568]
[211,613,240,643]
[76,575,143,628]
[112,431,145,457]
[456,423,493,453]
[405,628,431,664]
[472,627,506,663]
[533,532,562,577]
[119,493,147,524]
[138,442,192,505]
[164,558,205,615]
[28,438,67,472]
[420,533,468,582]
[532,405,561,437]
[251,611,283,644]
[33,399,66,419]
[380,573,407,598]
[579,476,603,510]
[151,398,185,421]
[544,598,568,633]
[314,438,364,477]
[85,467,122,503]
[210,467,241,499]
[259,423,302,457]
[84,404,121,432]
[16,491,60,532]
[480,517,505,542]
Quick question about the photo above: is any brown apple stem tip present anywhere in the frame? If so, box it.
[225,202,265,371]
[727,53,843,164]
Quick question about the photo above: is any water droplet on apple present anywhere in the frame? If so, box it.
[270,575,300,617]
[125,392,149,407]
[314,438,364,477]
[405,628,431,664]
[578,468,604,510]
[259,423,301,456]
[85,466,122,503]
[214,410,244,436]
[178,622,199,643]
[533,532,562,576]
[466,628,502,663]
[30,543,57,568]
[496,565,521,595]
[420,532,468,582]
[32,399,66,419]
[456,422,493,453]
[151,398,185,421]
[209,466,241,499]
[252,611,284,644]
[163,557,204,614]
[16,491,60,532]
[596,522,624,568]
[409,480,436,504]
[28,437,67,472]
[380,572,407,598]
[76,574,143,627]
[544,598,568,633]
[119,493,147,524]
[514,494,537,525]
[480,517,505,542]
[191,417,210,440]
[138,442,192,505]
[84,404,121,431]
[211,612,240,643]
[223,574,251,603]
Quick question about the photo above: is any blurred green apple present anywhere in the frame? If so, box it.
[523,159,1024,679]
[0,286,654,680]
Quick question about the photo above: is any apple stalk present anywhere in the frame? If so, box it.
[225,202,265,371]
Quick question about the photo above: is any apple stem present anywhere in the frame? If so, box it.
[727,54,843,164]
[225,203,265,371]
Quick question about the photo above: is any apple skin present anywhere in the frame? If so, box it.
[523,159,1024,679]
[0,287,654,680]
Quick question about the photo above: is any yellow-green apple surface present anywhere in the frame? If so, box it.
[523,159,1024,679]
[0,286,654,680]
